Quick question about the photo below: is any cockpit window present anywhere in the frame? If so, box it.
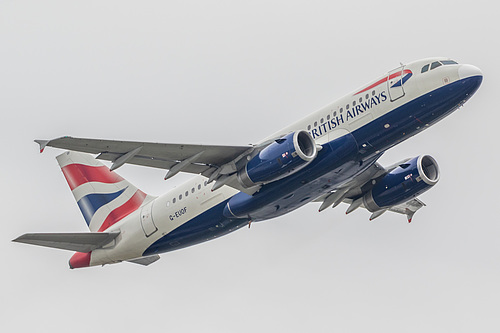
[421,60,458,74]
[430,61,442,70]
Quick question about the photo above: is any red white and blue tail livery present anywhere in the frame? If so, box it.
[57,151,152,232]
[14,57,483,268]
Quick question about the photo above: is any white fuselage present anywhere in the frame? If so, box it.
[88,58,481,266]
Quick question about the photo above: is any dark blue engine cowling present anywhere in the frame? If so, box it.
[363,155,440,212]
[238,130,318,187]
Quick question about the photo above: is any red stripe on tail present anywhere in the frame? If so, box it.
[61,164,124,191]
[98,190,147,232]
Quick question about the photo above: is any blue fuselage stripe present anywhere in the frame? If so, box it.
[143,200,248,256]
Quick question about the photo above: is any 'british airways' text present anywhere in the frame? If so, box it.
[310,91,388,139]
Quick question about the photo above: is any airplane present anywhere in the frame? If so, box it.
[13,57,483,269]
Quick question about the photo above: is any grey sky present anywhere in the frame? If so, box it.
[2,1,498,332]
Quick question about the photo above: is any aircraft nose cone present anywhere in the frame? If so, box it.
[458,64,483,79]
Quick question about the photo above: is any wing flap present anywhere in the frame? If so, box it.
[13,231,120,253]
[97,152,211,174]
[389,198,425,222]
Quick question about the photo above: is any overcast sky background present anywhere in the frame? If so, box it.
[1,1,498,332]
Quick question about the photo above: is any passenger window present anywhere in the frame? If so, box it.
[179,194,182,200]
[320,118,324,123]
[198,184,201,190]
[421,64,429,73]
[333,111,337,117]
[327,114,330,120]
[339,108,343,113]
[173,198,176,204]
[352,101,356,107]
[365,94,369,100]
[430,61,442,70]
[314,121,317,127]
[372,90,375,96]
[204,181,207,186]
[359,97,362,103]
[346,104,350,109]
[185,191,188,197]
[191,188,195,193]
[307,125,311,130]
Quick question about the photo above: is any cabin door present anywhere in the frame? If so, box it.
[140,201,158,237]
[387,66,405,102]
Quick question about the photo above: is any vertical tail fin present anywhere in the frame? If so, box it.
[56,151,153,232]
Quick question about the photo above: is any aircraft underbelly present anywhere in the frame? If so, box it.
[249,159,368,221]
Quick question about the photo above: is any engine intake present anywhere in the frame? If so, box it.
[363,155,440,212]
[238,130,317,187]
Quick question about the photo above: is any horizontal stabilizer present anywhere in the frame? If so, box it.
[127,254,160,266]
[13,231,120,253]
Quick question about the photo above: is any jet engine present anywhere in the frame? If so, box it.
[363,155,440,212]
[237,130,318,187]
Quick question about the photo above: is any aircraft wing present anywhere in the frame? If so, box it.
[338,197,425,222]
[36,136,254,178]
[13,231,120,253]
[315,160,425,222]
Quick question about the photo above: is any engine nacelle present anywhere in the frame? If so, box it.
[363,155,440,212]
[238,130,318,187]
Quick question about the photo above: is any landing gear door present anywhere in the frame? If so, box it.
[387,66,405,102]
[140,201,158,237]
